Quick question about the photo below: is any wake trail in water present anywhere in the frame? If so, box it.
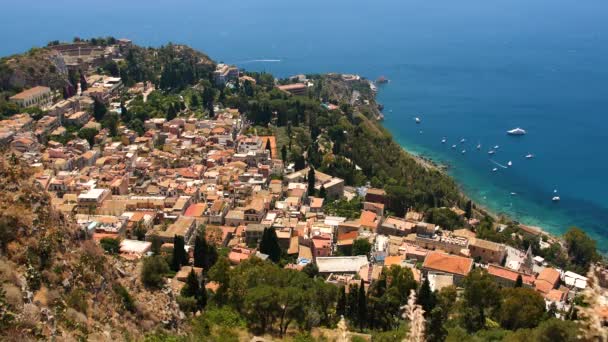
[490,159,508,169]
[238,59,282,64]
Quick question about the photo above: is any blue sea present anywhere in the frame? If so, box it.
[2,0,608,250]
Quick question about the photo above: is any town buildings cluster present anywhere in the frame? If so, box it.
[0,39,593,320]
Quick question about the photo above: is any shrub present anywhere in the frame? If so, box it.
[176,295,197,313]
[113,284,135,313]
[141,255,169,289]
[66,288,88,314]
[100,238,120,254]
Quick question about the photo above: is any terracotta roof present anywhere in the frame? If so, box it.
[384,255,404,267]
[359,210,378,229]
[10,86,50,100]
[184,203,207,217]
[422,251,473,277]
[338,231,359,241]
[535,268,560,293]
[487,265,535,285]
[544,289,566,302]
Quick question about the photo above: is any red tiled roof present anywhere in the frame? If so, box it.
[535,268,560,293]
[487,265,535,285]
[422,251,473,277]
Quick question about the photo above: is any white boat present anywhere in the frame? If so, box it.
[441,138,447,143]
[419,130,423,134]
[415,117,421,123]
[507,127,527,135]
[494,145,500,149]
[511,192,517,195]
[552,196,561,202]
[507,161,512,167]
[461,149,466,154]
[476,144,481,149]
[451,144,457,149]
[525,154,534,159]
[492,168,498,172]
[460,138,466,144]
[488,150,496,155]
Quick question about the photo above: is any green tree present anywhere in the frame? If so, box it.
[181,268,207,311]
[462,269,501,332]
[346,282,359,321]
[465,200,472,219]
[100,237,120,254]
[172,235,188,272]
[141,255,170,289]
[302,262,319,278]
[319,185,327,199]
[281,144,287,161]
[352,238,371,256]
[563,227,598,271]
[193,234,206,268]
[532,318,580,342]
[425,207,464,231]
[357,279,367,330]
[150,235,161,255]
[499,287,546,330]
[78,127,98,146]
[208,257,231,305]
[515,274,523,287]
[259,227,281,263]
[133,221,147,241]
[336,286,346,318]
[426,306,448,342]
[417,278,436,316]
[93,98,107,122]
[307,167,316,196]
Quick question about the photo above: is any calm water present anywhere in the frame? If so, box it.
[2,0,608,250]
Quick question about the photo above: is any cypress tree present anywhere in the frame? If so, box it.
[193,235,205,268]
[307,167,316,196]
[281,144,287,161]
[172,235,187,271]
[465,200,472,219]
[346,283,358,321]
[515,274,523,287]
[79,70,88,91]
[203,243,218,270]
[337,286,347,317]
[417,278,436,316]
[319,185,327,199]
[181,268,200,298]
[357,279,367,330]
[259,227,281,263]
[265,139,272,158]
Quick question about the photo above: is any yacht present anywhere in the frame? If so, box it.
[461,149,466,154]
[552,196,561,202]
[488,150,496,155]
[525,154,534,159]
[494,145,500,149]
[441,138,447,144]
[415,117,421,123]
[476,144,481,149]
[507,161,513,167]
[507,127,527,135]
[451,144,457,149]
[492,168,498,172]
[460,138,466,144]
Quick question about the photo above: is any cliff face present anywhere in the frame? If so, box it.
[0,48,69,91]
[0,157,181,341]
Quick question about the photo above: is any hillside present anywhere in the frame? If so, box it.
[0,156,182,341]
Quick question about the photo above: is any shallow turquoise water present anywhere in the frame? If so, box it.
[1,0,607,250]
